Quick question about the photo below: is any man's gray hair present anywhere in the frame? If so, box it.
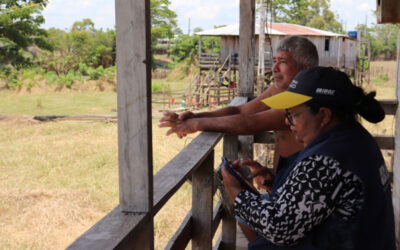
[277,36,319,69]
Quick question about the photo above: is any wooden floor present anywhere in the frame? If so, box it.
[236,225,249,250]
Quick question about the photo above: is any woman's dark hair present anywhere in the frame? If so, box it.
[305,86,385,124]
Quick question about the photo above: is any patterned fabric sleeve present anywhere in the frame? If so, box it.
[234,155,364,245]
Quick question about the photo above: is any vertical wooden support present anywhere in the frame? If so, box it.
[221,135,239,249]
[192,151,214,250]
[393,26,400,249]
[115,0,153,248]
[238,0,255,97]
[238,0,256,177]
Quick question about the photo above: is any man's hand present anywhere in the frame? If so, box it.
[158,111,197,138]
[159,111,195,124]
[233,158,274,193]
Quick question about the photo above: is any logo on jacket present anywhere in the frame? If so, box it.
[379,164,390,189]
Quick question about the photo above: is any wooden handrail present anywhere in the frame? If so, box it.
[67,97,247,249]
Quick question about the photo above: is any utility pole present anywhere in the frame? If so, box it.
[188,17,191,35]
[256,0,266,96]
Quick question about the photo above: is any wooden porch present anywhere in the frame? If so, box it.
[66,0,400,249]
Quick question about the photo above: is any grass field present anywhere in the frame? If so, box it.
[0,60,397,249]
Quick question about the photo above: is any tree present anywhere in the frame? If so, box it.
[357,23,398,60]
[260,0,343,33]
[150,0,177,68]
[71,18,95,31]
[305,0,343,33]
[0,0,52,68]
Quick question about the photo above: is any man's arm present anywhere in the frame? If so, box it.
[160,108,288,136]
[160,84,281,123]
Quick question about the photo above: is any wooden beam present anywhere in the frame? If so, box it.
[373,135,395,150]
[393,26,400,249]
[66,206,148,249]
[377,0,400,23]
[115,0,153,248]
[238,0,255,97]
[153,131,223,214]
[219,96,248,249]
[192,151,214,249]
[165,212,192,250]
[379,99,398,115]
[115,0,152,213]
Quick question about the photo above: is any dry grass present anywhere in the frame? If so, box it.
[0,115,219,249]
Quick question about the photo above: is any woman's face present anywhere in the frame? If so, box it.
[285,104,325,146]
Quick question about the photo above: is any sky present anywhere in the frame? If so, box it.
[42,0,377,33]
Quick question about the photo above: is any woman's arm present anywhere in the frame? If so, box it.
[234,155,365,245]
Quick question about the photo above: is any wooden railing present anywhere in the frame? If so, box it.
[68,97,248,249]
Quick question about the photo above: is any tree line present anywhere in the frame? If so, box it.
[0,0,398,89]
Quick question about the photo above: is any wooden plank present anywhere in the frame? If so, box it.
[67,206,148,250]
[377,0,400,23]
[254,131,275,144]
[218,96,248,249]
[192,151,214,250]
[114,0,153,248]
[373,135,395,150]
[153,97,246,214]
[393,26,400,249]
[153,132,222,214]
[165,212,192,250]
[212,199,224,236]
[115,0,153,212]
[238,0,255,97]
[165,201,223,250]
[379,99,398,115]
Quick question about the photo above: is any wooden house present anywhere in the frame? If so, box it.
[197,22,358,71]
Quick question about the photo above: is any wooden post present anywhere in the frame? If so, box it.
[115,0,153,248]
[192,151,214,250]
[257,0,266,96]
[393,25,400,249]
[238,0,256,179]
[221,134,239,249]
[239,0,255,97]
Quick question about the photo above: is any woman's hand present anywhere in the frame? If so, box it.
[233,158,274,193]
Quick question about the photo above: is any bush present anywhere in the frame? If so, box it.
[88,66,105,80]
[45,71,58,84]
[57,70,77,88]
[152,83,170,92]
[379,74,389,81]
[78,63,90,76]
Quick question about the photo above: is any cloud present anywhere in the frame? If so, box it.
[357,3,372,11]
[184,5,221,20]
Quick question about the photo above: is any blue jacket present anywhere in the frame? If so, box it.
[250,123,396,250]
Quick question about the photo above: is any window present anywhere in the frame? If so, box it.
[324,38,330,51]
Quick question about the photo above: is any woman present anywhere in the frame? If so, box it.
[221,67,396,250]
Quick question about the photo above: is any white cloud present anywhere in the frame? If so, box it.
[185,5,221,20]
[357,3,372,11]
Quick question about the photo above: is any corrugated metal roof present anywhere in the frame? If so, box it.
[196,23,346,37]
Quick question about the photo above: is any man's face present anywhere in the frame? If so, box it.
[272,51,301,89]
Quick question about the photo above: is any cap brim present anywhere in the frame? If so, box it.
[262,91,312,109]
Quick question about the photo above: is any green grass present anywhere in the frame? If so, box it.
[0,91,117,115]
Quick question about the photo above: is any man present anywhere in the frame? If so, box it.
[159,36,319,166]
[159,36,319,242]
